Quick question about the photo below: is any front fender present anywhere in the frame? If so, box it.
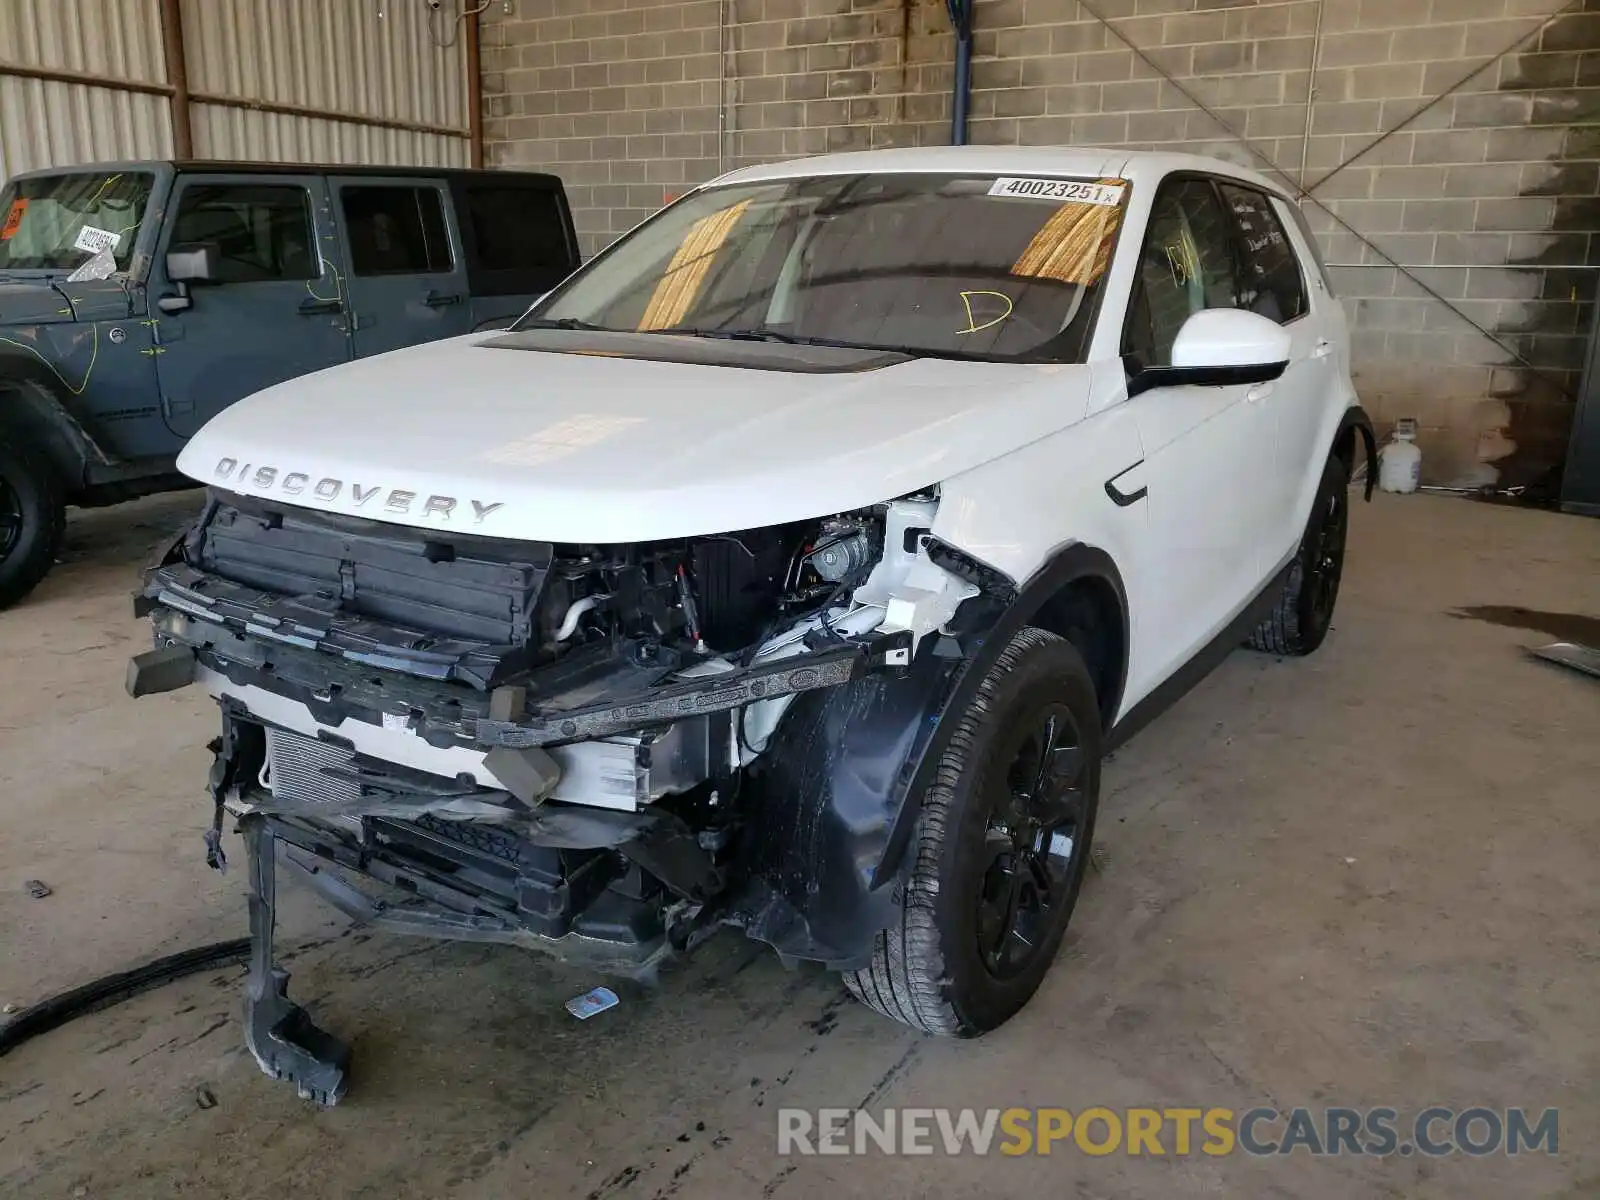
[0,348,113,486]
[732,541,1126,967]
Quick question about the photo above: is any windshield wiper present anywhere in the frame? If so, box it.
[517,316,618,332]
[683,329,1003,362]
[660,326,804,343]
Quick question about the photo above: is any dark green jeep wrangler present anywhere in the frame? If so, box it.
[0,160,577,607]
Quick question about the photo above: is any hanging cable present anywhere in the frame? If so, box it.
[425,0,493,49]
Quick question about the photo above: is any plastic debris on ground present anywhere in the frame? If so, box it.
[1527,641,1600,680]
[566,986,620,1020]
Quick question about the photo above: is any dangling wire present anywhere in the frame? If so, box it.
[425,0,493,49]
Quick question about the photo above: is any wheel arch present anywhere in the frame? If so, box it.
[1332,403,1378,500]
[733,539,1129,968]
[0,352,111,496]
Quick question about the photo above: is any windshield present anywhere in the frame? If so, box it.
[0,171,155,272]
[525,172,1128,363]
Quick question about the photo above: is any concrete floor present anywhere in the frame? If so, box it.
[2,490,1597,1199]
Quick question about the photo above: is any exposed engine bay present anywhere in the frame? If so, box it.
[131,487,986,1103]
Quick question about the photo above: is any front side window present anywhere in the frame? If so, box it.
[342,185,452,275]
[528,172,1130,363]
[0,171,154,272]
[1123,179,1244,369]
[1218,182,1307,324]
[170,184,316,283]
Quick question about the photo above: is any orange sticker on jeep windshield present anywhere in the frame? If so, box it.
[0,199,27,240]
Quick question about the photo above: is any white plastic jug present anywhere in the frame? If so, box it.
[1378,421,1421,494]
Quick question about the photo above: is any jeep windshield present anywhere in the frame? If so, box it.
[524,172,1129,363]
[0,171,154,272]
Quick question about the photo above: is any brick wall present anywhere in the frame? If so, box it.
[483,0,1600,489]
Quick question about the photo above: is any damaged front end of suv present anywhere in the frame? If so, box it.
[132,486,989,1103]
[129,158,1140,1103]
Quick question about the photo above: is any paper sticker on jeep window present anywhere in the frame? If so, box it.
[989,178,1125,206]
[1,199,27,240]
[73,224,122,255]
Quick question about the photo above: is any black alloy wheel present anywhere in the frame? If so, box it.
[977,704,1088,979]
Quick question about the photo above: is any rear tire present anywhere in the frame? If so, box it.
[843,627,1101,1037]
[1246,454,1349,657]
[0,439,65,610]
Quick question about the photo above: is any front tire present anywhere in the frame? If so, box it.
[1247,455,1349,657]
[844,627,1101,1037]
[0,439,66,610]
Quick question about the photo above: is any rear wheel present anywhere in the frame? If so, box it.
[1247,454,1349,657]
[843,627,1101,1036]
[0,439,66,609]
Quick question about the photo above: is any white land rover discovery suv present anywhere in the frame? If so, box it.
[132,146,1375,1104]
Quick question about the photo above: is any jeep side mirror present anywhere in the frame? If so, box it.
[158,244,220,314]
[1126,308,1291,397]
[167,244,218,283]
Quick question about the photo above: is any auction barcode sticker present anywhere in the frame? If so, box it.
[988,177,1125,205]
[73,225,122,254]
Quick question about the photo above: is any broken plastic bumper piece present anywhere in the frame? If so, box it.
[242,816,351,1106]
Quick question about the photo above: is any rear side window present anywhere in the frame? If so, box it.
[1217,183,1307,323]
[170,184,315,283]
[342,185,452,275]
[465,186,571,272]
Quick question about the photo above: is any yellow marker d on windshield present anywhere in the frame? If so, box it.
[957,290,1014,334]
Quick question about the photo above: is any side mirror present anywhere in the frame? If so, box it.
[166,244,218,284]
[159,244,220,314]
[1127,308,1292,397]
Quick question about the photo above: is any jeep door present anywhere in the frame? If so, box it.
[152,173,351,439]
[330,176,471,356]
[1121,175,1277,686]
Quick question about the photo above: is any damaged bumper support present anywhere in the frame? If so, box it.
[128,492,978,1105]
[221,721,732,1105]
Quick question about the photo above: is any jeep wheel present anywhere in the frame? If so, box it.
[843,627,1101,1037]
[1247,455,1349,657]
[0,440,66,609]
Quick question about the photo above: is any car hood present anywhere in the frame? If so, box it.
[0,281,76,325]
[0,277,134,325]
[178,331,1095,542]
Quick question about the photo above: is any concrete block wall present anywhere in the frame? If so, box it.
[483,0,1600,488]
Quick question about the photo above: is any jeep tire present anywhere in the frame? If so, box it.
[0,439,66,609]
[844,627,1101,1037]
[1247,454,1349,657]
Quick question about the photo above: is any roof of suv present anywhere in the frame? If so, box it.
[11,160,562,186]
[713,145,1289,199]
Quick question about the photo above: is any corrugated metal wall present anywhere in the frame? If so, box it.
[1,0,470,189]
[184,0,468,167]
[0,0,171,181]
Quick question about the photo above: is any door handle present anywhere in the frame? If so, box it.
[1246,382,1275,403]
[423,291,463,308]
[1312,338,1334,359]
[298,296,342,315]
